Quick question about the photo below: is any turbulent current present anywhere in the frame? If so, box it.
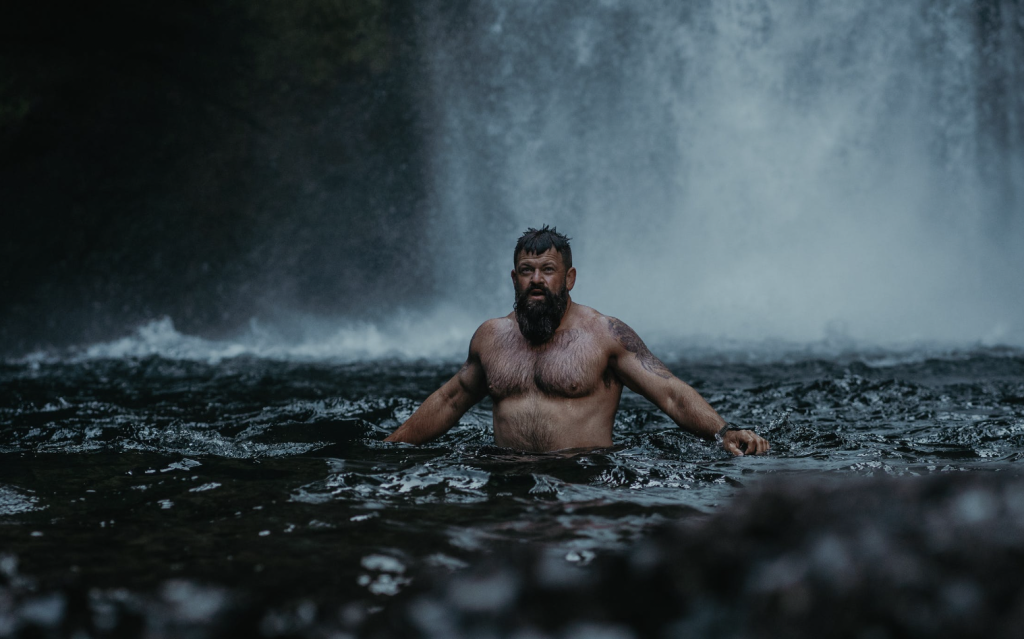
[2,343,1023,636]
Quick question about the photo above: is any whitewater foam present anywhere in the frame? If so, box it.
[11,309,1021,366]
[18,308,480,365]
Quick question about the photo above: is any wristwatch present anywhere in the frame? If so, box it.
[715,423,751,443]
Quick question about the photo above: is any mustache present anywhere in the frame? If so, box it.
[517,283,553,304]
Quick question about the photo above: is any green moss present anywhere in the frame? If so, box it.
[0,77,33,131]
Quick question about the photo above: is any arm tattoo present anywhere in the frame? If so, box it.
[608,318,672,379]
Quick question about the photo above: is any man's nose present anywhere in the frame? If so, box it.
[530,271,544,283]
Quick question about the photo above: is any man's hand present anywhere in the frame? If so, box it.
[722,429,770,456]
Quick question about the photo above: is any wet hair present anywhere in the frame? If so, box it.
[513,226,573,269]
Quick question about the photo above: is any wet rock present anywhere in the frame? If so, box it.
[370,472,1024,639]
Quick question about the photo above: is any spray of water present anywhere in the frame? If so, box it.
[18,311,481,365]
[416,0,1024,346]
[26,0,1023,362]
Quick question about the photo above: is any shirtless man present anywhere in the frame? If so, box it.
[385,226,769,456]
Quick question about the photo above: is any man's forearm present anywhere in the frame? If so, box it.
[384,384,469,445]
[663,383,727,440]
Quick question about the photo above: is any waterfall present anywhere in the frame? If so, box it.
[414,0,1024,345]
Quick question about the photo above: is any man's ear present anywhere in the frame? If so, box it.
[511,269,517,284]
[566,266,577,291]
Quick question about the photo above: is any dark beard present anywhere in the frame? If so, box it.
[513,283,569,345]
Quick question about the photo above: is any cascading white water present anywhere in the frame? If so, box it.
[416,0,1024,346]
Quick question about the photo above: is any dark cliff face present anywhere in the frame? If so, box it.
[0,0,430,356]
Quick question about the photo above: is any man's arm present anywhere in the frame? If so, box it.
[384,338,488,445]
[605,317,769,456]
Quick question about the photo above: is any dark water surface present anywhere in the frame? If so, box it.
[1,346,1023,636]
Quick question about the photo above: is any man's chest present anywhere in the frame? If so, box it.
[482,329,613,399]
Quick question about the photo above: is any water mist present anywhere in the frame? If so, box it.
[416,0,1024,347]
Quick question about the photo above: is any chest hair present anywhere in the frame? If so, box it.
[485,328,607,399]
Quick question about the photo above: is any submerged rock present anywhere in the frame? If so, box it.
[370,472,1024,639]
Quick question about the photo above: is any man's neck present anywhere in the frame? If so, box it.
[554,296,574,331]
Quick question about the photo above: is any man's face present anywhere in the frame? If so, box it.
[512,248,576,344]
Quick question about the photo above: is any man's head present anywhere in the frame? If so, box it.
[513,226,572,270]
[512,226,576,345]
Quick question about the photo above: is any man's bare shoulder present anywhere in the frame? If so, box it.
[469,316,516,350]
[570,306,665,362]
[567,304,623,342]
[597,313,674,379]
